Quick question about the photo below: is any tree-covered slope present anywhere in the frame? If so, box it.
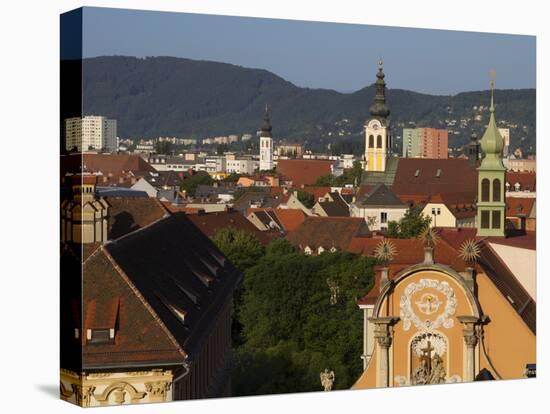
[80,56,536,153]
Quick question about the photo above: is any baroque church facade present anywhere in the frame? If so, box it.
[353,83,535,389]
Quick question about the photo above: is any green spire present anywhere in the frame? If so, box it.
[479,81,505,171]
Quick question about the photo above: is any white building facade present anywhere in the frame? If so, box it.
[259,107,274,171]
[65,115,118,152]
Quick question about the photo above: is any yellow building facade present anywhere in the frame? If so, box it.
[354,245,535,389]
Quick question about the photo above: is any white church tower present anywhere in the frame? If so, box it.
[364,60,391,172]
[259,105,274,171]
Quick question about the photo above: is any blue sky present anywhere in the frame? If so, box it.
[80,7,536,95]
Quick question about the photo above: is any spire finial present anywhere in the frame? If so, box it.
[489,68,496,112]
[260,104,272,136]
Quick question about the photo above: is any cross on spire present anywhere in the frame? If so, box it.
[489,69,496,111]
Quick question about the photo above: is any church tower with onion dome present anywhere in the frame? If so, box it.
[477,75,506,237]
[364,60,392,172]
[259,105,274,171]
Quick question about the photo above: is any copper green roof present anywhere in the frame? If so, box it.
[479,88,505,171]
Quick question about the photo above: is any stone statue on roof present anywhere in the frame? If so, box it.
[320,368,335,391]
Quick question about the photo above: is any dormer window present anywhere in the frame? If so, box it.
[87,328,115,344]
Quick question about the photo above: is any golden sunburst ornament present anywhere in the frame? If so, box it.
[374,239,397,264]
[458,239,481,264]
[418,227,440,248]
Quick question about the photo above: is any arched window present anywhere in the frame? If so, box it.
[493,179,501,202]
[481,178,490,202]
[369,135,374,148]
[377,135,382,148]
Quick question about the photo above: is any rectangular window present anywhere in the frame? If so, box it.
[381,212,388,224]
[437,208,441,215]
[481,210,490,229]
[492,210,501,229]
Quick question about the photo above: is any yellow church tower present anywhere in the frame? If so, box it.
[364,60,391,172]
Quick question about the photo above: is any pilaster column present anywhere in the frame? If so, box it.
[458,315,480,382]
[72,383,95,407]
[368,316,399,388]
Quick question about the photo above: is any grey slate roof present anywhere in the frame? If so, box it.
[360,156,400,186]
[317,192,351,217]
[96,187,149,198]
[356,183,404,207]
[233,191,281,215]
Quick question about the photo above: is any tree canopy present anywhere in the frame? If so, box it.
[81,56,536,155]
[232,240,375,395]
[211,227,265,272]
[181,173,214,197]
[314,161,363,187]
[386,206,432,239]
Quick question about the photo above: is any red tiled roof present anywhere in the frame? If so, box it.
[300,186,332,201]
[286,216,370,251]
[161,203,203,214]
[269,186,286,196]
[61,153,156,177]
[274,208,307,232]
[506,197,535,218]
[485,231,536,251]
[348,236,468,270]
[391,158,477,198]
[356,185,374,200]
[276,159,334,187]
[506,171,536,192]
[107,197,168,240]
[436,227,478,250]
[185,209,278,246]
[81,248,185,368]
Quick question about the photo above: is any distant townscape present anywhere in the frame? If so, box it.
[77,56,536,157]
[61,60,536,406]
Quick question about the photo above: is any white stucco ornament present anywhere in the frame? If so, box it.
[411,332,447,357]
[400,279,457,331]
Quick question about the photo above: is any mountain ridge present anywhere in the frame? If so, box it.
[78,56,536,154]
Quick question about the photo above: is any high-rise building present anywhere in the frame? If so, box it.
[498,127,510,157]
[477,84,506,237]
[402,128,448,159]
[65,115,117,152]
[259,106,274,171]
[402,129,421,158]
[364,61,391,172]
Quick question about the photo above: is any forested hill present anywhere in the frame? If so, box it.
[80,56,536,154]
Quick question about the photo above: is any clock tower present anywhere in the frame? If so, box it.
[364,61,391,172]
[259,105,274,171]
